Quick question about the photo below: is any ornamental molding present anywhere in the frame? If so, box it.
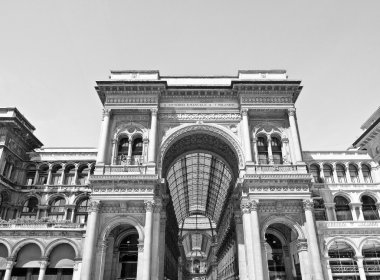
[92,186,154,194]
[0,231,84,238]
[158,113,241,121]
[234,85,300,92]
[91,174,158,183]
[241,96,293,104]
[159,123,245,172]
[106,96,158,104]
[248,185,310,193]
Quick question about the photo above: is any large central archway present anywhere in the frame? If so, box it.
[160,125,242,280]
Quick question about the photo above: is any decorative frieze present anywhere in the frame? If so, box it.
[241,96,293,104]
[158,113,241,121]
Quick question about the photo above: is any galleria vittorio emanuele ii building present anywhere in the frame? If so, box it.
[0,70,379,280]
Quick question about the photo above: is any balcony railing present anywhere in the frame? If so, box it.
[96,164,148,175]
[0,218,85,229]
[317,221,380,229]
[330,265,358,273]
[313,182,380,191]
[365,264,380,272]
[250,164,306,173]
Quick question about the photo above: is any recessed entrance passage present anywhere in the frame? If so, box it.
[161,132,240,280]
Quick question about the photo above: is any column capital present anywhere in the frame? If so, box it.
[296,239,308,252]
[39,258,49,268]
[303,199,314,211]
[88,200,102,213]
[150,108,158,115]
[144,200,155,212]
[240,199,251,214]
[5,257,15,269]
[234,211,243,224]
[137,243,144,252]
[249,199,259,212]
[287,108,296,117]
[324,202,336,209]
[241,108,249,116]
[102,108,111,118]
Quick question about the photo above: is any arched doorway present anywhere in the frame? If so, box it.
[264,223,302,280]
[160,130,242,280]
[46,243,76,279]
[101,225,142,280]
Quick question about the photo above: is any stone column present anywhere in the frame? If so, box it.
[325,203,336,221]
[332,163,339,183]
[282,246,294,280]
[34,167,39,185]
[81,201,101,280]
[288,108,303,162]
[86,163,93,184]
[241,108,253,162]
[358,165,365,183]
[96,240,108,280]
[73,259,82,280]
[3,258,14,280]
[318,162,325,182]
[267,137,273,164]
[250,200,264,280]
[158,210,167,280]
[296,240,311,280]
[282,138,291,164]
[345,163,352,183]
[325,258,333,280]
[152,201,162,280]
[46,164,53,185]
[240,199,255,280]
[127,139,133,165]
[356,256,367,280]
[72,164,79,185]
[234,211,247,280]
[142,200,155,280]
[136,243,144,280]
[38,259,49,280]
[96,109,111,164]
[111,139,117,165]
[303,199,324,280]
[261,241,270,280]
[60,163,66,185]
[252,138,259,164]
[349,203,359,221]
[148,108,158,163]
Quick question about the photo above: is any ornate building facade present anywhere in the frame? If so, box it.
[0,70,379,280]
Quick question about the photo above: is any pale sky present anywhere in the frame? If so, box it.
[1,0,379,150]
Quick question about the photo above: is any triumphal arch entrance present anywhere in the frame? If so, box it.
[81,70,325,280]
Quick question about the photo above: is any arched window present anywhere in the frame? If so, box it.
[63,165,75,185]
[132,137,143,156]
[313,198,327,221]
[328,241,358,276]
[362,196,379,220]
[2,157,14,179]
[118,138,129,156]
[75,198,89,224]
[334,196,353,221]
[25,164,37,185]
[48,197,66,221]
[37,165,49,185]
[257,136,269,164]
[119,234,139,280]
[51,165,62,185]
[362,164,372,183]
[323,164,334,183]
[21,197,38,219]
[310,164,322,183]
[336,164,347,183]
[349,164,359,183]
[271,137,282,164]
[77,165,89,185]
[362,240,380,278]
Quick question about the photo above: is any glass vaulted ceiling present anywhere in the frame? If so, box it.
[166,152,233,225]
